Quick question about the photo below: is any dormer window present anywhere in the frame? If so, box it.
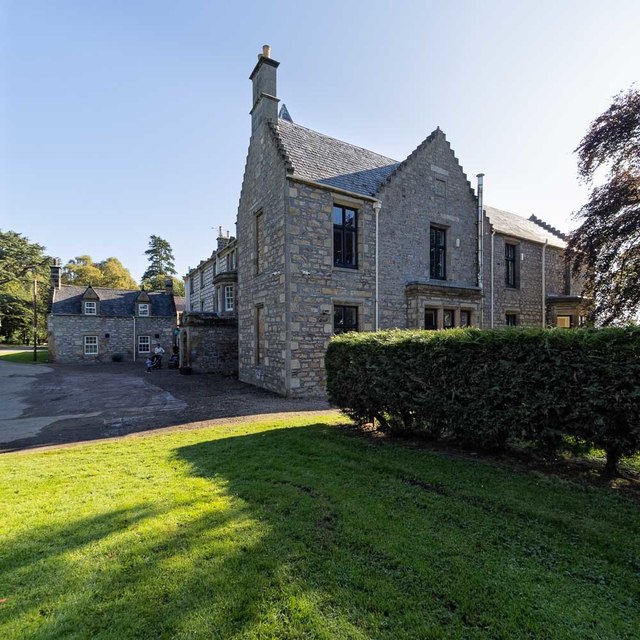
[138,303,150,317]
[84,301,97,315]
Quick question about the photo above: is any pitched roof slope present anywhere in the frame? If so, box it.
[485,206,566,248]
[273,118,399,196]
[51,285,176,316]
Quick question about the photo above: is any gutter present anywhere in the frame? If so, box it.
[490,228,495,328]
[373,200,382,330]
[476,174,485,326]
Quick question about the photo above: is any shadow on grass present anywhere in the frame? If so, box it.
[2,423,639,639]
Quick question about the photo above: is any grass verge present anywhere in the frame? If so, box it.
[0,349,48,364]
[1,415,638,639]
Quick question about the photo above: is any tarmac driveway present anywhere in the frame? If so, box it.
[0,360,332,452]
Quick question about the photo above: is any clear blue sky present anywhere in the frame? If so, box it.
[1,0,638,282]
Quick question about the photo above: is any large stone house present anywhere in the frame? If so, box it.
[47,263,178,363]
[233,46,582,398]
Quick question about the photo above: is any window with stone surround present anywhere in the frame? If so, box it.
[430,226,446,280]
[443,309,455,329]
[556,315,571,328]
[83,335,98,355]
[460,310,472,327]
[84,301,97,315]
[506,313,518,326]
[224,285,234,312]
[333,305,358,334]
[505,243,518,288]
[425,309,438,330]
[333,205,358,269]
[256,305,265,364]
[137,303,149,317]
[138,336,151,353]
[255,211,265,274]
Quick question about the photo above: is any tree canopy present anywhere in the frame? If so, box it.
[0,230,50,343]
[567,87,640,325]
[62,256,137,289]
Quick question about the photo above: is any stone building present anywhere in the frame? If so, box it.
[234,46,582,398]
[47,263,178,363]
[180,229,238,373]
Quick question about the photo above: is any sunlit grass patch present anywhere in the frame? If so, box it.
[0,413,638,639]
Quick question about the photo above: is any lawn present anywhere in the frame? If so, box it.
[1,415,638,639]
[0,349,48,364]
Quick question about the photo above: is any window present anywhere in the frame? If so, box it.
[556,315,571,328]
[200,300,204,311]
[435,179,446,197]
[333,205,358,268]
[138,303,149,317]
[84,301,96,315]
[505,243,518,288]
[224,285,234,312]
[425,309,438,330]
[460,310,472,327]
[506,313,518,326]
[200,271,204,287]
[256,211,265,274]
[256,305,264,365]
[83,335,98,355]
[138,336,150,353]
[430,226,446,280]
[333,305,358,334]
[443,309,455,329]
[189,278,194,294]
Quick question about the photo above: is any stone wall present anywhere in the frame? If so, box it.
[180,313,238,374]
[47,315,176,363]
[236,121,289,395]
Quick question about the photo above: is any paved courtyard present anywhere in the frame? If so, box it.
[0,359,333,453]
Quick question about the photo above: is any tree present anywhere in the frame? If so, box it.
[62,256,137,289]
[142,235,177,282]
[0,230,48,286]
[566,87,640,325]
[0,230,50,343]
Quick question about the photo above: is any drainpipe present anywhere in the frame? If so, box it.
[490,229,495,328]
[133,315,136,362]
[541,239,548,327]
[476,174,485,326]
[373,200,382,331]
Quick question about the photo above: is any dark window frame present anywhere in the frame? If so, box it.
[505,313,518,326]
[443,308,455,329]
[430,226,447,280]
[333,205,358,269]
[333,305,358,334]
[460,310,472,327]
[505,243,518,288]
[425,308,438,330]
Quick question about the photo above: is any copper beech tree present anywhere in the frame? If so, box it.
[567,87,640,325]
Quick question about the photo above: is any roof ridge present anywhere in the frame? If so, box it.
[277,118,398,164]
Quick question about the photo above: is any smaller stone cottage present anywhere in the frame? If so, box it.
[47,263,178,363]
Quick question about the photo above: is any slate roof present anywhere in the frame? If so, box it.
[51,285,176,316]
[273,118,399,196]
[484,206,566,249]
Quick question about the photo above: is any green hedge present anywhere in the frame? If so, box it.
[326,327,640,475]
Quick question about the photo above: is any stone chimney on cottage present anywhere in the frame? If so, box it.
[249,44,279,132]
[165,278,174,295]
[50,259,61,289]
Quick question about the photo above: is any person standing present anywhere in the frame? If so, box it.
[153,343,165,368]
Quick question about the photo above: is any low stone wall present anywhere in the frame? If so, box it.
[180,313,238,375]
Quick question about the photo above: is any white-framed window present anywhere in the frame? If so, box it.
[83,335,98,355]
[138,303,149,317]
[138,335,151,353]
[84,301,97,315]
[224,285,234,311]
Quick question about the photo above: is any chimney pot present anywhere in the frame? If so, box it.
[262,44,271,58]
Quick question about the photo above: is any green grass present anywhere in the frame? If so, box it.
[0,349,48,364]
[1,416,639,639]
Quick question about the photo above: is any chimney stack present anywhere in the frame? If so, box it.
[165,278,174,295]
[249,44,279,132]
[50,259,61,289]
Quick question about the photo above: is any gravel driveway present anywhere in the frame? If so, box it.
[0,360,333,452]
